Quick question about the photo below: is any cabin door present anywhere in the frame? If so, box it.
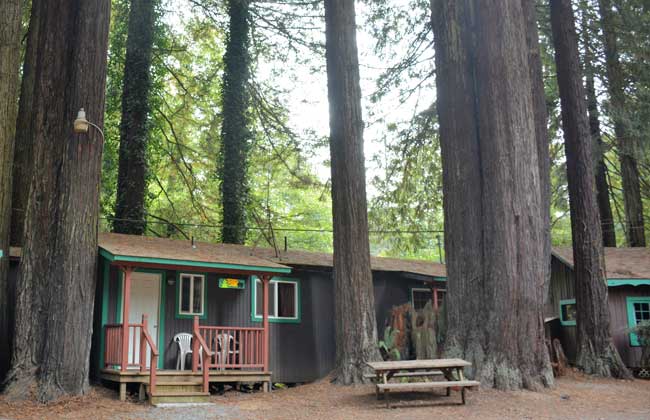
[128,271,161,368]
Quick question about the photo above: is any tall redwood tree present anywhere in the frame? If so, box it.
[431,0,553,389]
[113,0,158,235]
[324,0,381,384]
[219,0,252,244]
[5,0,111,401]
[549,0,629,377]
[0,0,23,381]
[598,0,645,247]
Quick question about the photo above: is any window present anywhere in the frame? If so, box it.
[627,297,650,346]
[252,278,300,322]
[411,288,446,310]
[177,273,206,318]
[559,299,577,326]
[412,288,432,311]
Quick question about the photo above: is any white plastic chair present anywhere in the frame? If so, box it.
[173,333,202,370]
[215,333,239,370]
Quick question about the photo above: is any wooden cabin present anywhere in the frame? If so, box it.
[547,247,650,369]
[3,233,449,403]
[6,237,649,402]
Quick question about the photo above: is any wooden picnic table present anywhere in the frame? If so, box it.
[366,358,480,408]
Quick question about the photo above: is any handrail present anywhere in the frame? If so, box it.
[139,314,159,395]
[199,325,264,331]
[194,330,214,393]
[193,317,215,392]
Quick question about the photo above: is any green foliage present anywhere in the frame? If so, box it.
[101,0,331,250]
[378,326,401,361]
[96,0,650,255]
[368,106,444,260]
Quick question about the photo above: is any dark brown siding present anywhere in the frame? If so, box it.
[373,271,446,337]
[548,256,578,361]
[549,255,650,367]
[609,286,650,368]
[94,262,445,383]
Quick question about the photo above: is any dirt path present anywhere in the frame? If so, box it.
[1,374,648,420]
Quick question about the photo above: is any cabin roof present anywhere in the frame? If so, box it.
[247,248,447,278]
[98,233,447,279]
[552,246,650,279]
[98,233,292,274]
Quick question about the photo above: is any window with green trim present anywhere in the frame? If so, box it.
[178,273,205,317]
[559,299,577,326]
[627,297,650,346]
[253,278,299,322]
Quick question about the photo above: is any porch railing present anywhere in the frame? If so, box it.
[104,315,159,394]
[191,317,266,391]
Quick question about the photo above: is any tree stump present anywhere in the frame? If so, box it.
[410,302,438,360]
[386,303,412,360]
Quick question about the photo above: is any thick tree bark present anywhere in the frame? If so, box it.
[522,0,552,301]
[113,0,157,235]
[598,0,646,247]
[549,0,629,378]
[0,0,23,381]
[219,0,251,244]
[581,9,616,247]
[431,0,553,390]
[10,2,41,247]
[324,0,381,384]
[4,0,111,401]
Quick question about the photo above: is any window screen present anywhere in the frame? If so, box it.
[412,289,432,311]
[178,274,204,316]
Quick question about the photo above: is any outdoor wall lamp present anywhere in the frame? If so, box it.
[73,108,105,142]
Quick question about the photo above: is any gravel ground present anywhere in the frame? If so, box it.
[1,372,649,420]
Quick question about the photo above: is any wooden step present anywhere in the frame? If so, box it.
[146,381,203,394]
[149,391,210,405]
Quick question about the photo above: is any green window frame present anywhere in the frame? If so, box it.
[251,277,301,324]
[626,296,650,347]
[559,299,577,326]
[176,272,208,319]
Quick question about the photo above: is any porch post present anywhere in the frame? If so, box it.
[433,287,438,310]
[262,275,270,373]
[121,266,134,372]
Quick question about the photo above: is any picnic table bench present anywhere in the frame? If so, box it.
[366,358,480,408]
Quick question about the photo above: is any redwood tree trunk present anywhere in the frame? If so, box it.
[598,0,646,247]
[549,0,629,378]
[431,0,553,390]
[113,0,157,235]
[219,0,252,244]
[4,0,111,401]
[324,0,381,384]
[0,0,23,381]
[10,1,41,247]
[522,0,552,301]
[581,9,616,247]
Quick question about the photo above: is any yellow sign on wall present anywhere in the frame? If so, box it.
[219,278,245,289]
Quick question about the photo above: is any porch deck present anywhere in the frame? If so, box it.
[100,368,272,401]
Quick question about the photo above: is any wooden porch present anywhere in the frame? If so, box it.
[101,264,275,404]
[100,368,272,404]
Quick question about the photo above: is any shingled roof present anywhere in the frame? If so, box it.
[99,233,291,274]
[552,247,650,279]
[98,233,447,279]
[248,248,447,278]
